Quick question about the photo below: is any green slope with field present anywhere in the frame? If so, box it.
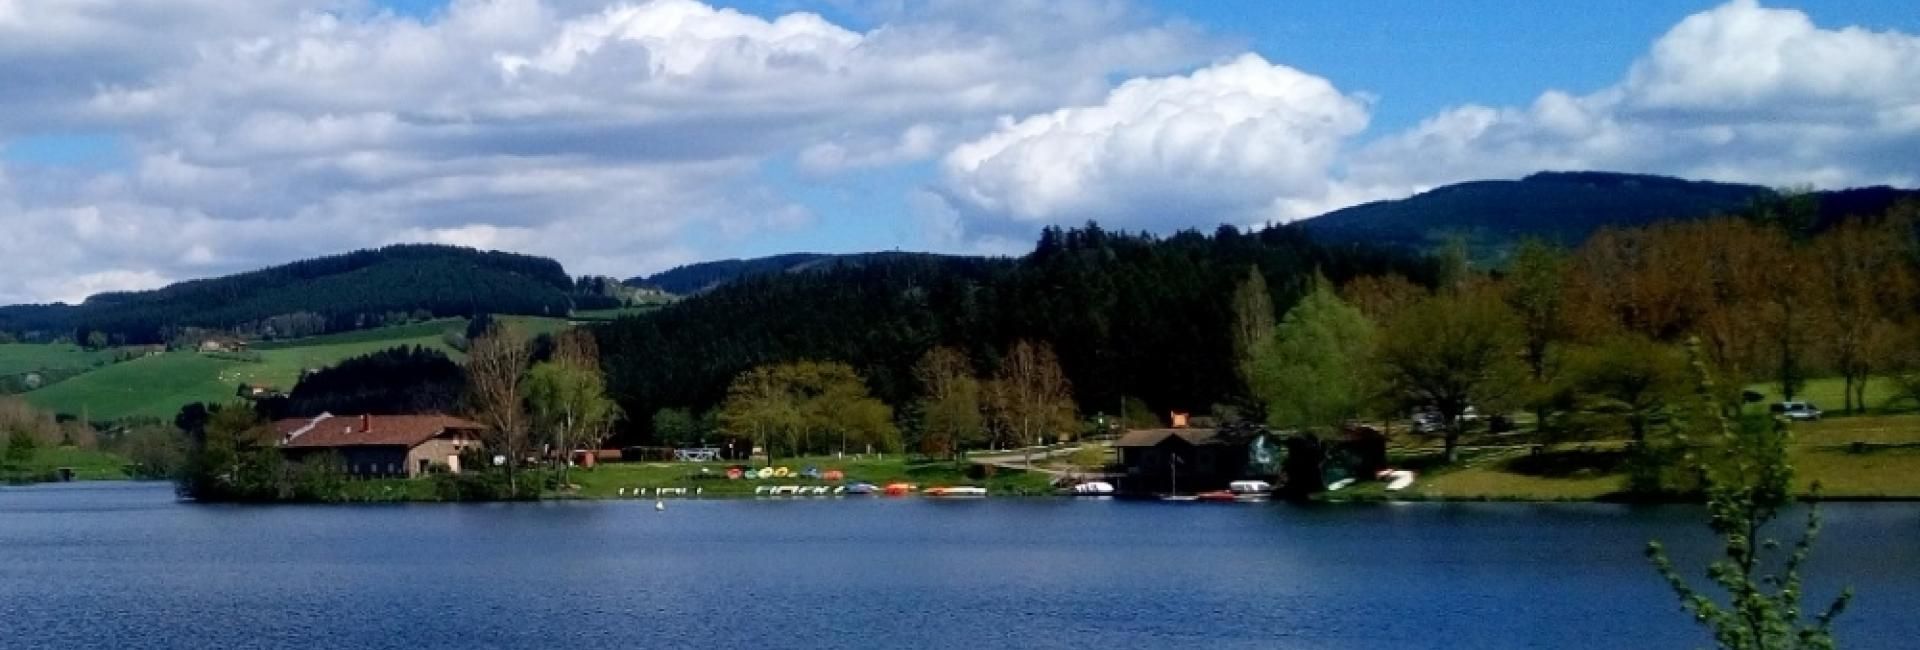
[0,343,119,377]
[19,316,572,422]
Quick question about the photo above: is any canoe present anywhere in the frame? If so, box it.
[926,486,987,498]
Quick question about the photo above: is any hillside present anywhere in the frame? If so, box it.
[628,252,974,294]
[1298,171,1920,255]
[596,224,1433,444]
[0,244,576,344]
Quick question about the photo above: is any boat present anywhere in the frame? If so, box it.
[925,486,987,498]
[1196,490,1237,502]
[1160,495,1199,502]
[1325,478,1357,492]
[1380,469,1416,491]
[844,482,877,495]
[882,483,914,496]
[1228,480,1272,495]
[1068,481,1115,495]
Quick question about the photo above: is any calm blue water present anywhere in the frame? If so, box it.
[1,482,1916,649]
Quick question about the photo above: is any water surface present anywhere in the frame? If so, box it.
[2,482,1916,649]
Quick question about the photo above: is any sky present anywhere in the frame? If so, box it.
[1,0,1917,304]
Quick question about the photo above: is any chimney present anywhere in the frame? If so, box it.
[360,414,371,433]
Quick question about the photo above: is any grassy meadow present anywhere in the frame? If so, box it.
[0,343,118,377]
[1341,413,1920,501]
[10,317,568,422]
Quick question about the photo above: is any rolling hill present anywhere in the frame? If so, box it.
[1297,171,1920,255]
[627,252,977,295]
[0,244,577,344]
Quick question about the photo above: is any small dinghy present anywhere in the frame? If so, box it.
[1379,469,1416,491]
[1069,481,1115,496]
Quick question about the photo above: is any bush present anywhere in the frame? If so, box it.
[287,454,349,502]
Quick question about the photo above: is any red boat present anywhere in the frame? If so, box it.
[1196,490,1237,502]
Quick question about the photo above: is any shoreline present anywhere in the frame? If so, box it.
[19,478,1920,505]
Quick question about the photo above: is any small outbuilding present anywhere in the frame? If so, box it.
[1114,428,1265,495]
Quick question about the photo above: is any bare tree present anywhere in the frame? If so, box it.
[987,340,1077,467]
[467,322,531,496]
[914,346,983,459]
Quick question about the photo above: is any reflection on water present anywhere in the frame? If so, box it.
[1,482,1915,649]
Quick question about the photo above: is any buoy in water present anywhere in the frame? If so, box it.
[655,500,666,511]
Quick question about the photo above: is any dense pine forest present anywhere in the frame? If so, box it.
[594,223,1436,444]
[0,245,577,345]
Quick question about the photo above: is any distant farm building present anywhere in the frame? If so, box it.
[274,413,484,478]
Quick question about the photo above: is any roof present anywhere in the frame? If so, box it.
[1112,428,1221,448]
[276,413,484,449]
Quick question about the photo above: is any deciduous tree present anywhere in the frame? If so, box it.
[1249,278,1376,433]
[467,322,531,495]
[1564,335,1689,444]
[1808,218,1914,413]
[1647,343,1850,649]
[914,346,983,459]
[526,330,620,485]
[1378,287,1526,463]
[986,340,1077,466]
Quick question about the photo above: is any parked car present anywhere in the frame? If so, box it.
[1412,407,1481,434]
[1769,401,1823,421]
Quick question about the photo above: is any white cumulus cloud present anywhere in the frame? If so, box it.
[0,0,1219,303]
[938,53,1370,233]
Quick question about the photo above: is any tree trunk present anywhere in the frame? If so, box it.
[1443,425,1461,464]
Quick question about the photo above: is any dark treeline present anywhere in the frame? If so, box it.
[595,223,1436,445]
[0,245,575,345]
[264,345,467,419]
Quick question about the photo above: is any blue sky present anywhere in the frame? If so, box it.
[0,0,1916,303]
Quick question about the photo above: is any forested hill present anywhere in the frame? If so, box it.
[0,244,574,344]
[1298,171,1920,255]
[595,224,1435,443]
[627,252,971,294]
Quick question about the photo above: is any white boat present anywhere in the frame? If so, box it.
[1070,481,1115,495]
[1228,480,1272,495]
[1325,478,1357,492]
[1161,495,1199,502]
[1381,470,1416,491]
[926,486,988,498]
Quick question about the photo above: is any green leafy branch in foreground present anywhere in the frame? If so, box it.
[1646,340,1851,650]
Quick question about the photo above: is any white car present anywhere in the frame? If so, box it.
[1771,401,1823,421]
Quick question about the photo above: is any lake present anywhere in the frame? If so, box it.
[1,483,1916,649]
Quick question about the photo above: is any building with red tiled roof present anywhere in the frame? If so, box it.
[275,413,485,478]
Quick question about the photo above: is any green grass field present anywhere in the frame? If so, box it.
[1742,376,1912,415]
[250,319,464,350]
[16,317,573,422]
[25,328,459,421]
[0,343,118,376]
[570,305,664,321]
[3,446,132,482]
[1358,414,1920,501]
